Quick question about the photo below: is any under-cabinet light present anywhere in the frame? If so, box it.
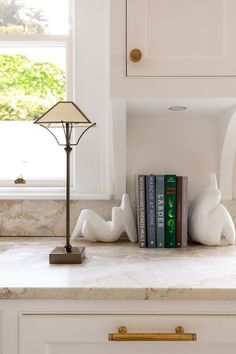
[168,106,187,111]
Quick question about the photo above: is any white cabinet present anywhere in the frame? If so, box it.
[0,300,236,354]
[19,312,236,354]
[110,0,236,97]
[110,1,236,199]
[127,0,236,77]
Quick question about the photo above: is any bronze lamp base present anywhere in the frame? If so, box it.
[49,246,85,264]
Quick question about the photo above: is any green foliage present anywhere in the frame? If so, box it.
[0,54,66,121]
[0,24,45,35]
[0,0,47,34]
[0,2,63,121]
[0,24,39,34]
[0,93,50,121]
[0,0,23,26]
[20,61,66,97]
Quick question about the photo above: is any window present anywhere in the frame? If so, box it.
[0,0,73,193]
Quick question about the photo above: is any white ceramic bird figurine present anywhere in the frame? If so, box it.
[71,194,137,242]
[188,173,235,245]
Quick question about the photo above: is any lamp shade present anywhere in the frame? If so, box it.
[34,101,93,128]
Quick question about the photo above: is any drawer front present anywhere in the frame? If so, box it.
[19,313,236,354]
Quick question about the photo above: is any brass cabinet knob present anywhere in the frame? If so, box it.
[118,326,128,334]
[129,48,142,62]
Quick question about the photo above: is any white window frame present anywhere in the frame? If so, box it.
[0,0,76,198]
[0,0,112,201]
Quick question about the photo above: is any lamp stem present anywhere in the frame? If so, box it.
[64,123,72,253]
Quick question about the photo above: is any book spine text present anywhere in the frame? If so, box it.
[136,175,147,248]
[146,175,157,248]
[156,175,165,247]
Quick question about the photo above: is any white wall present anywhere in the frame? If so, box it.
[127,114,219,201]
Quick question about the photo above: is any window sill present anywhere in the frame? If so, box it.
[0,189,112,200]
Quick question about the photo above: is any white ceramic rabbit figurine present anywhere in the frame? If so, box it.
[188,173,235,245]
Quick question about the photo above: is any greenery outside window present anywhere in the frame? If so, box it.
[0,0,74,192]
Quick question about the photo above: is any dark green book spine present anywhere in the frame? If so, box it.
[165,175,176,248]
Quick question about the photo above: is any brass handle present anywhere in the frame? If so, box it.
[109,325,197,341]
[129,48,142,62]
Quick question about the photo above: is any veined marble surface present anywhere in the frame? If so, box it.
[0,200,120,236]
[0,237,236,300]
[0,199,235,237]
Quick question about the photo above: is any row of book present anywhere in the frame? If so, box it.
[136,174,188,248]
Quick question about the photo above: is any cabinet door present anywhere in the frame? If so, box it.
[19,313,236,354]
[127,0,236,76]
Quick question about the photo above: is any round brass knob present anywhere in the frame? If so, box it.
[118,326,128,334]
[175,326,184,334]
[129,48,142,62]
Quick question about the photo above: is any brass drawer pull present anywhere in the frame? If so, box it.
[109,325,197,341]
[129,48,142,62]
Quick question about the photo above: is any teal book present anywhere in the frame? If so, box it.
[165,175,176,248]
[145,175,157,248]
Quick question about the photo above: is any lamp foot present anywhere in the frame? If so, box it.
[49,246,85,264]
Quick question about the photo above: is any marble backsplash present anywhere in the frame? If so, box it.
[0,199,235,237]
[0,199,120,236]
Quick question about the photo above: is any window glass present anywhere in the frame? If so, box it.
[0,46,66,121]
[0,0,69,35]
[0,121,65,180]
[0,46,67,182]
[0,0,71,186]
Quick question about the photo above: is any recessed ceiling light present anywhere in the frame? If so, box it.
[168,106,187,111]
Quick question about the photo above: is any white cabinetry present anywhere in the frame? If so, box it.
[0,300,236,353]
[110,0,236,97]
[127,0,236,77]
[19,311,236,354]
[110,0,236,199]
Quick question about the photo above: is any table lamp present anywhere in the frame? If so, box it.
[34,101,96,264]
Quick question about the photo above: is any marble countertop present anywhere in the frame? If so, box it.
[0,237,236,300]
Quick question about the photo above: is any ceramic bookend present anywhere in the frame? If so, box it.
[71,194,137,242]
[188,173,235,246]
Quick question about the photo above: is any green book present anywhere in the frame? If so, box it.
[165,175,176,248]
